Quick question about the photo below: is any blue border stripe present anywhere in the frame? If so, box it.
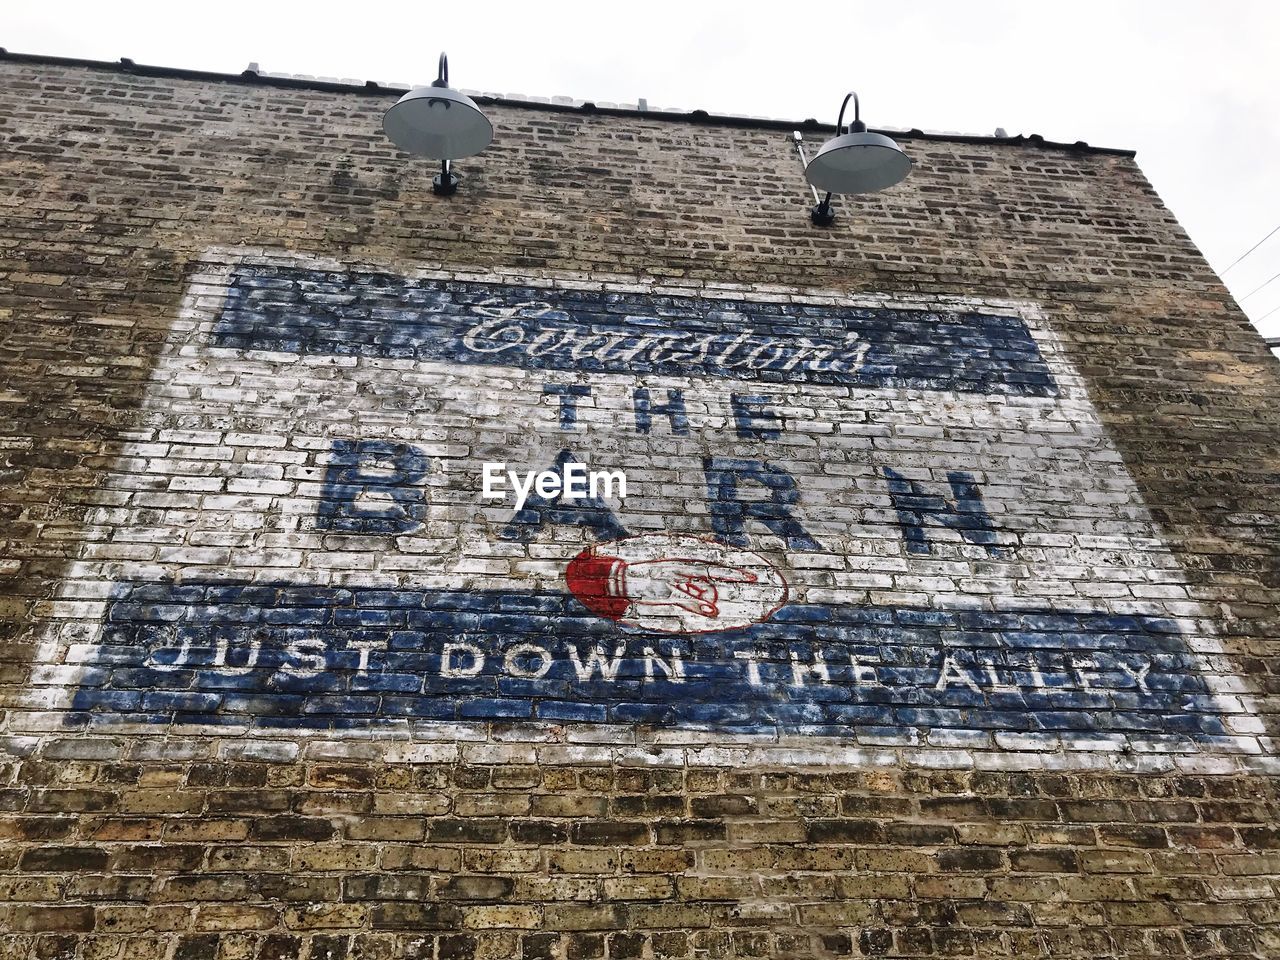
[209,266,1059,397]
[70,580,1223,737]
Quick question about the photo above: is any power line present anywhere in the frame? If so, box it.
[1256,302,1280,325]
[1240,268,1280,301]
[1222,222,1280,275]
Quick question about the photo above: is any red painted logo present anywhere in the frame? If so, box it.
[566,533,788,634]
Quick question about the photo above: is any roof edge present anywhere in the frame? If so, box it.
[0,48,1138,158]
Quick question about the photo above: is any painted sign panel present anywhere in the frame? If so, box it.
[81,581,1219,735]
[211,269,1058,395]
[55,255,1250,750]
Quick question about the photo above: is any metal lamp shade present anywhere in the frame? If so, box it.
[804,131,911,195]
[383,86,493,160]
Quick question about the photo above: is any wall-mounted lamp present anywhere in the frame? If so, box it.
[798,92,911,226]
[383,53,493,195]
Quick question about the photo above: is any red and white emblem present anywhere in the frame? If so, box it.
[566,533,788,634]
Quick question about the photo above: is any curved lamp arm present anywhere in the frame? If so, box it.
[807,91,865,226]
[430,51,458,193]
[836,92,865,134]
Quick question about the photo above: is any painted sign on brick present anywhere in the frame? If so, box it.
[54,253,1255,751]
[210,269,1058,395]
[87,581,1218,734]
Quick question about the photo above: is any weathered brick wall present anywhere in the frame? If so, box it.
[1,54,1279,959]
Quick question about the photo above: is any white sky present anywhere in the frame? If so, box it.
[8,0,1280,338]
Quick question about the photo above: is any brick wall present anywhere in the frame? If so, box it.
[1,54,1278,959]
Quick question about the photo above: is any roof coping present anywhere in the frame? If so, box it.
[0,48,1137,158]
